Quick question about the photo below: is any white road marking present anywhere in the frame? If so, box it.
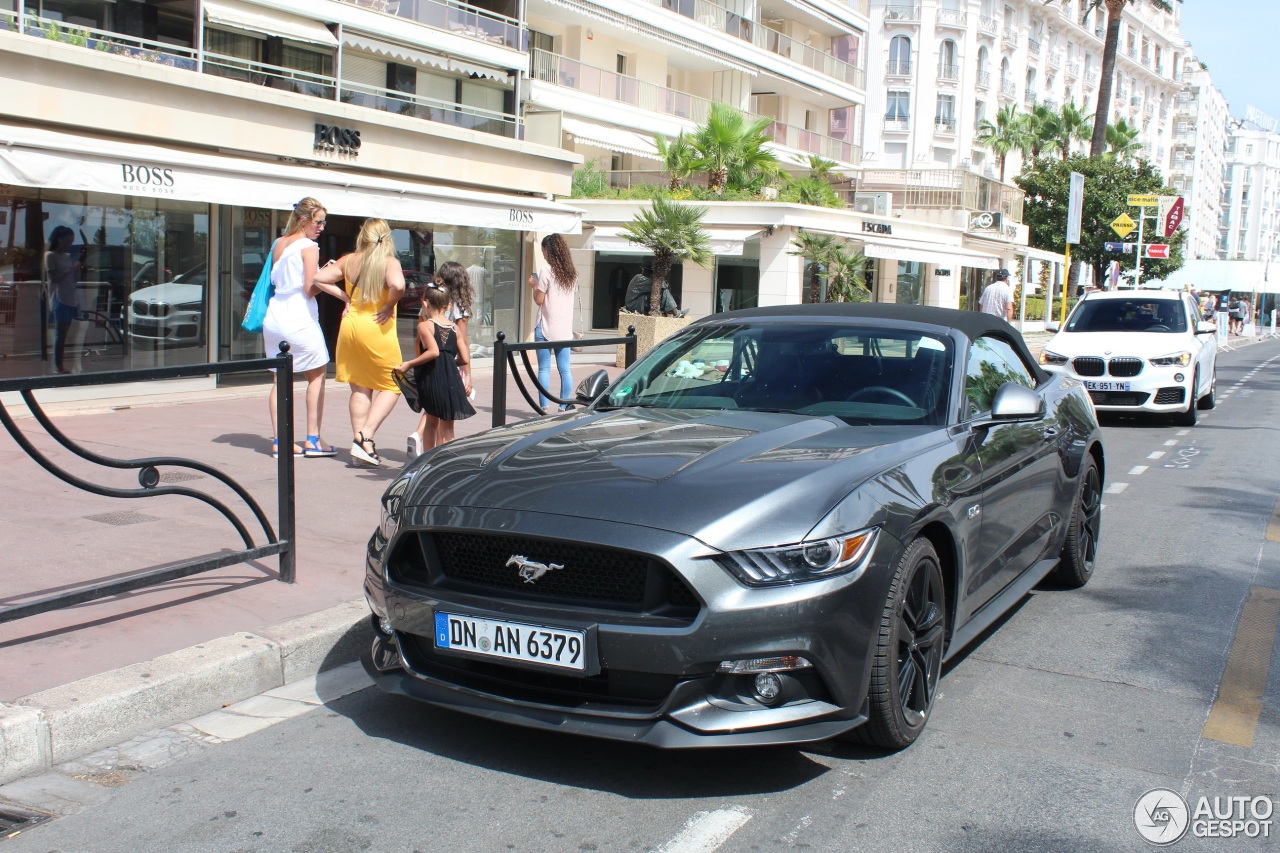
[1148,451,1166,459]
[1163,439,1178,446]
[1106,483,1129,494]
[656,808,753,853]
[1176,430,1191,436]
[1128,466,1148,475]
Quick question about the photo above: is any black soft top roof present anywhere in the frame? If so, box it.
[694,303,1046,381]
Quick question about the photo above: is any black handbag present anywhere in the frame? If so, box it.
[393,368,421,412]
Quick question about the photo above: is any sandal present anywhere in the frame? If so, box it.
[272,439,303,458]
[303,435,338,458]
[350,431,381,467]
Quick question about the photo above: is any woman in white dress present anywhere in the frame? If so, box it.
[262,197,349,457]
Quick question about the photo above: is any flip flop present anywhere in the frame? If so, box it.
[303,435,338,458]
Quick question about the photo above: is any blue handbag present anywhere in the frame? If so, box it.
[241,245,275,333]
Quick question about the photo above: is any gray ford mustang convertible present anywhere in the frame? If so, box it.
[363,304,1104,749]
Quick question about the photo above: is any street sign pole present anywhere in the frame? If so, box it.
[1064,172,1083,319]
[1135,208,1144,285]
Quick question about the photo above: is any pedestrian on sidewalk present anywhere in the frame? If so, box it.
[978,268,1015,322]
[396,282,475,449]
[527,234,578,410]
[44,225,81,375]
[408,261,474,459]
[313,218,405,467]
[263,198,349,458]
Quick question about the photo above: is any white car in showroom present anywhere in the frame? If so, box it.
[1038,289,1217,425]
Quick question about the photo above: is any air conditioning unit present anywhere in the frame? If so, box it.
[853,191,892,216]
[969,211,1005,231]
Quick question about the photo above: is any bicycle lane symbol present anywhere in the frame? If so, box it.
[1164,445,1202,470]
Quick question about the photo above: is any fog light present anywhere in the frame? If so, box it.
[378,616,394,636]
[1174,372,1185,383]
[754,672,783,702]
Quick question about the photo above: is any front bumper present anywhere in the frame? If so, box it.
[363,508,897,748]
[1045,363,1194,412]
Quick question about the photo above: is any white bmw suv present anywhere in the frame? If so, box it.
[1038,289,1217,425]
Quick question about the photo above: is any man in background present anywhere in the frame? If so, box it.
[978,268,1014,322]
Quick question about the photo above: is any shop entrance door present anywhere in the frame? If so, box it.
[217,206,276,363]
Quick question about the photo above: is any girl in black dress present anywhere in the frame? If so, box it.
[395,282,475,448]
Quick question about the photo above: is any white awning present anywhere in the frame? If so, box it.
[342,34,508,81]
[858,236,1001,270]
[1156,259,1275,293]
[561,118,659,160]
[590,225,763,256]
[204,0,338,47]
[0,123,581,234]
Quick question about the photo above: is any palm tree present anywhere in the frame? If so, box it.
[789,230,838,303]
[618,197,713,316]
[1106,118,1143,161]
[1045,101,1093,160]
[1082,0,1173,156]
[654,131,704,191]
[975,105,1029,182]
[825,244,871,303]
[691,102,781,194]
[801,154,838,181]
[1026,103,1058,160]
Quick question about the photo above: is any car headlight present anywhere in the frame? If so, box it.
[1038,349,1068,366]
[717,528,879,587]
[378,470,416,543]
[1150,351,1191,367]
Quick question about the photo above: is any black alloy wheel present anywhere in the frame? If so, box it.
[855,537,947,750]
[1052,455,1101,588]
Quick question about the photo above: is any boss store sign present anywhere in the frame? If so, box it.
[120,163,177,196]
[314,123,361,157]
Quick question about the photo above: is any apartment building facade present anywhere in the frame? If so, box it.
[0,0,581,394]
[1219,111,1280,269]
[1167,62,1229,262]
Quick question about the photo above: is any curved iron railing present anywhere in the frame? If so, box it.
[491,329,637,426]
[0,345,296,624]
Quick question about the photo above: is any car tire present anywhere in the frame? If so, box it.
[1197,367,1216,410]
[855,537,947,751]
[1173,369,1199,426]
[1051,455,1101,589]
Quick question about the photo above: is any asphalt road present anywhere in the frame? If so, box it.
[5,341,1280,853]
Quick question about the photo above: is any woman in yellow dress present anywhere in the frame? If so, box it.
[313,218,405,467]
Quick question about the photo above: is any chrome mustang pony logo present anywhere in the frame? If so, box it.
[507,554,564,584]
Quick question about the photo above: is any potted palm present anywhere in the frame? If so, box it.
[614,196,712,365]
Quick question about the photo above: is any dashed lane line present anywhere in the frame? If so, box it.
[1147,451,1166,460]
[1128,466,1148,475]
[1163,439,1178,446]
[1176,430,1191,436]
[655,808,753,853]
[1203,587,1280,748]
[1106,482,1129,494]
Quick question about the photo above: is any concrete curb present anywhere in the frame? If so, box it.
[0,599,372,785]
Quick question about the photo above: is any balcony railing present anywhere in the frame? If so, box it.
[886,59,912,76]
[1002,28,1019,47]
[336,0,521,50]
[884,116,912,132]
[648,0,866,88]
[937,64,959,82]
[884,5,921,23]
[934,117,957,135]
[1086,70,1100,87]
[1027,38,1041,57]
[1024,91,1038,108]
[1143,103,1154,117]
[1000,77,1017,99]
[3,10,197,68]
[978,15,998,35]
[976,70,991,90]
[342,80,516,136]
[936,9,967,28]
[1044,97,1059,112]
[204,51,334,100]
[1130,95,1142,107]
[530,50,861,163]
[1048,50,1063,70]
[855,168,1025,223]
[1066,61,1080,81]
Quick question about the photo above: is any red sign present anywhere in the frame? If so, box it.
[1163,196,1184,238]
[1145,244,1171,259]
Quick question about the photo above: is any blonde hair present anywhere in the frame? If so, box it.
[283,197,325,237]
[349,218,395,306]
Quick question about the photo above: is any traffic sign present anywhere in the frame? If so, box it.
[1159,195,1184,238]
[1111,213,1136,238]
[1104,241,1134,253]
[1066,172,1084,245]
[1144,244,1170,259]
[1128,193,1159,207]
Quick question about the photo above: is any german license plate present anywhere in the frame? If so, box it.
[434,611,586,671]
[1084,380,1131,391]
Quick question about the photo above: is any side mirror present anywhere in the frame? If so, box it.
[1195,321,1216,335]
[575,369,611,404]
[1045,320,1061,332]
[989,382,1045,422]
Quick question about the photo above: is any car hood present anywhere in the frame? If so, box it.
[1044,330,1195,358]
[129,282,204,306]
[404,408,944,550]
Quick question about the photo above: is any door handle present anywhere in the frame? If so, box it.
[1043,426,1059,441]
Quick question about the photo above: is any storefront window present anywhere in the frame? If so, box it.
[715,257,759,313]
[896,260,924,305]
[0,187,209,379]
[592,254,684,328]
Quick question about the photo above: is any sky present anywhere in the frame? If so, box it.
[1176,0,1280,124]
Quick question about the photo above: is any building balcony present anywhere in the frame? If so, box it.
[976,70,991,90]
[529,50,862,164]
[1086,70,1100,88]
[1048,50,1063,70]
[1144,103,1154,118]
[649,0,867,90]
[937,64,960,83]
[934,116,957,135]
[1002,28,1019,48]
[936,9,968,29]
[884,115,911,132]
[1130,95,1142,108]
[1066,61,1080,81]
[336,0,521,50]
[886,59,912,76]
[999,77,1017,100]
[884,5,922,24]
[1027,38,1041,57]
[853,168,1024,223]
[978,15,998,36]
[1024,91,1038,109]
[1044,97,1059,112]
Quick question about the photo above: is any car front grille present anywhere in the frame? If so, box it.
[388,531,700,619]
[399,634,678,711]
[1089,391,1151,406]
[1108,357,1144,377]
[132,300,171,318]
[1154,387,1187,405]
[1072,356,1105,376]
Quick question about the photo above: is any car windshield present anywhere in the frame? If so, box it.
[1066,298,1186,333]
[601,322,953,426]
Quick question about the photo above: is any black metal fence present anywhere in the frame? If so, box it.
[0,345,296,624]
[490,327,636,427]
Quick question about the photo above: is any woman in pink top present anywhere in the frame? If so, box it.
[526,234,578,410]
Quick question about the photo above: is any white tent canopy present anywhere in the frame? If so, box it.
[1153,259,1275,293]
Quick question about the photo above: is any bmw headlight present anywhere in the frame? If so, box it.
[1038,349,1068,366]
[1151,351,1191,367]
[717,528,879,587]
